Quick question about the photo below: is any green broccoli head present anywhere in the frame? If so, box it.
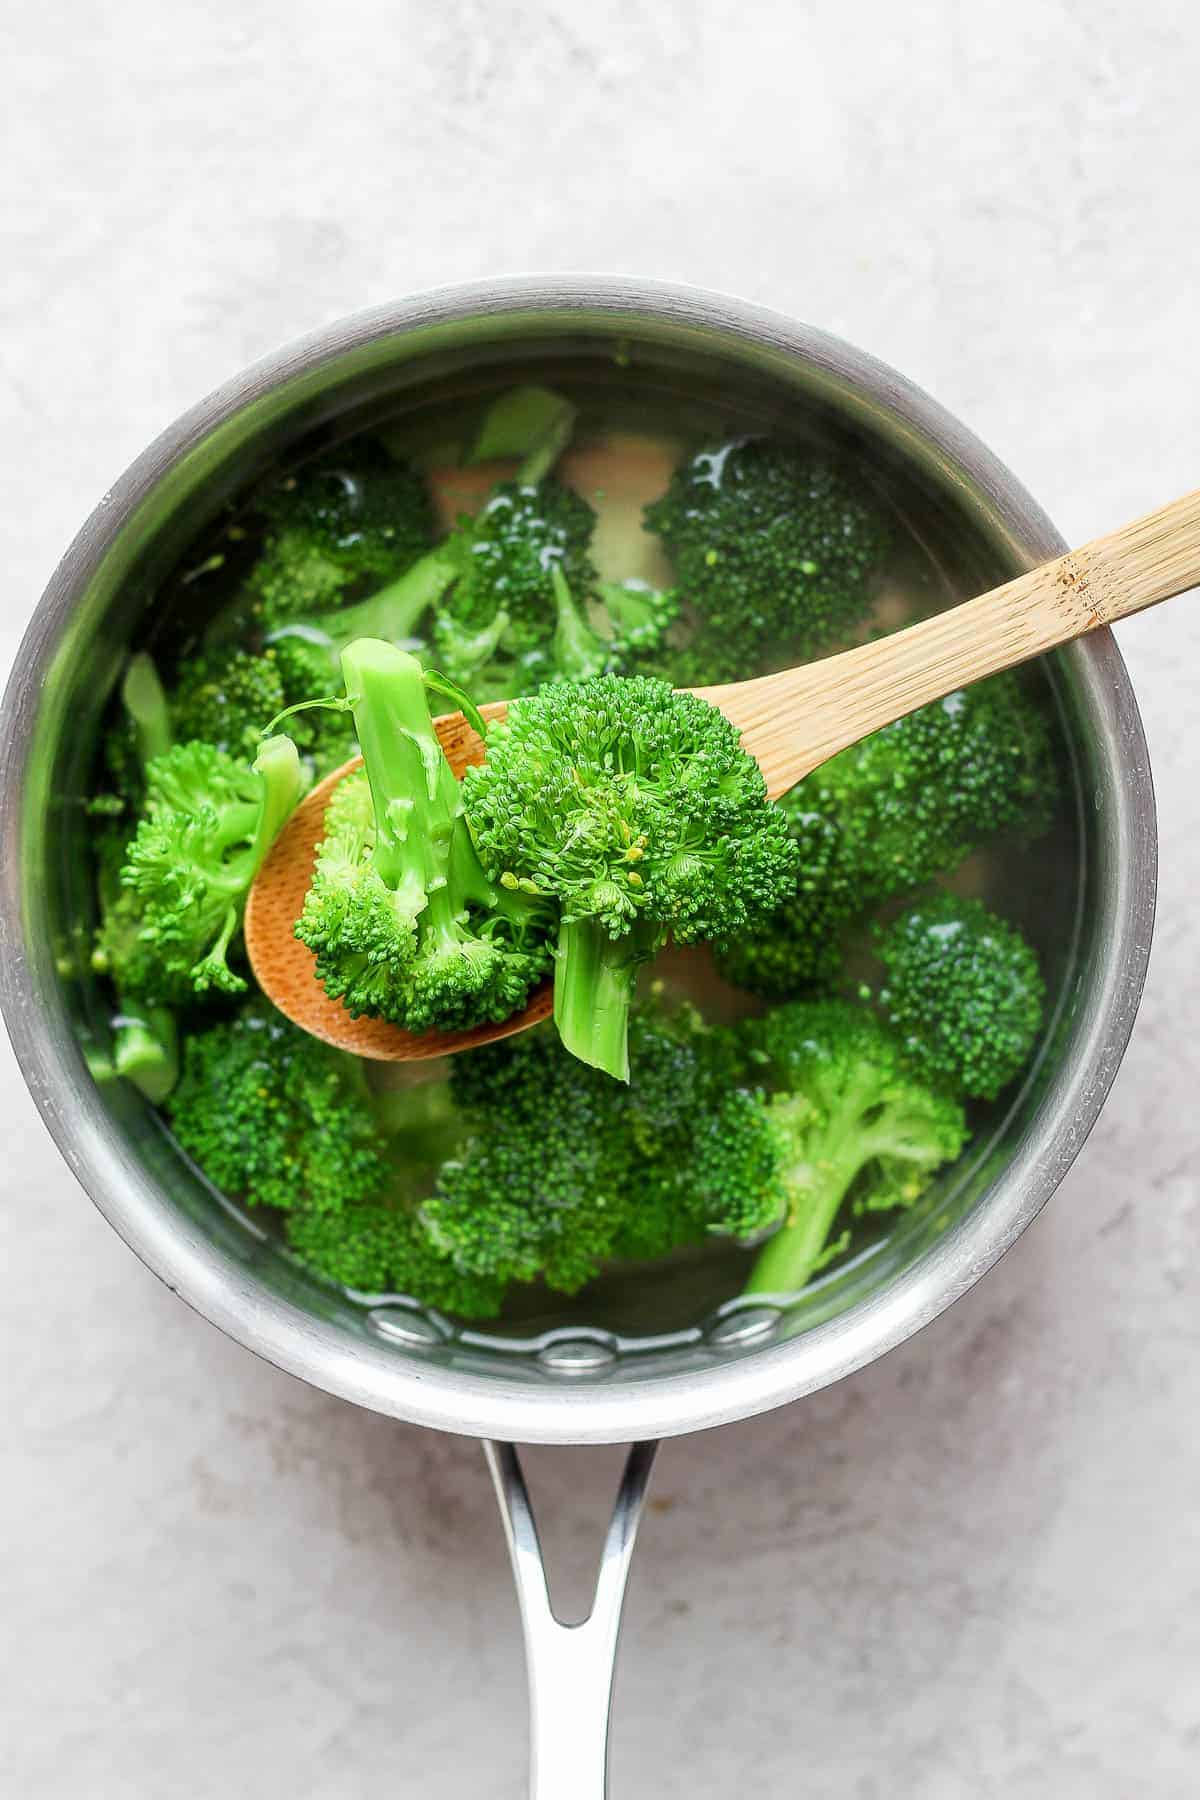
[464,674,801,1078]
[172,633,356,779]
[742,999,968,1296]
[539,571,682,689]
[296,641,554,1035]
[875,895,1045,1100]
[166,1007,502,1316]
[264,634,360,776]
[246,442,434,628]
[811,674,1057,898]
[97,735,302,1002]
[714,807,856,999]
[644,440,889,681]
[166,1001,394,1214]
[594,579,681,659]
[284,1194,506,1317]
[447,477,597,646]
[716,673,1058,1003]
[424,1005,783,1296]
[171,645,286,758]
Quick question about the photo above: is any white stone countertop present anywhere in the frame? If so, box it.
[4,5,1199,1794]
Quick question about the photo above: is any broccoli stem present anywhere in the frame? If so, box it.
[297,549,462,652]
[112,1002,179,1103]
[340,638,460,903]
[466,386,578,471]
[743,1127,859,1295]
[247,735,305,872]
[553,915,643,1083]
[121,653,172,767]
[551,566,609,682]
[438,608,512,681]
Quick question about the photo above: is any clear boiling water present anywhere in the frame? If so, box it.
[123,373,1083,1343]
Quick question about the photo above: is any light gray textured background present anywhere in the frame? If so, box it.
[3,4,1199,1795]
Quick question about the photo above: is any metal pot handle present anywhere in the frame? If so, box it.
[484,1439,660,1798]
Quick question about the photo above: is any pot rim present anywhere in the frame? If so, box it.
[0,274,1157,1443]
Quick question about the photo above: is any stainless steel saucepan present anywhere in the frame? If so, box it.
[0,277,1157,1796]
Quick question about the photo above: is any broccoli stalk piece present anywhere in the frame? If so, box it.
[100,734,303,1001]
[121,653,174,770]
[89,652,174,818]
[550,565,612,683]
[430,604,513,689]
[543,570,680,685]
[463,674,801,1080]
[274,542,466,653]
[874,895,1045,1099]
[464,384,579,475]
[743,1001,968,1296]
[111,1000,180,1103]
[297,640,553,1032]
[645,440,889,682]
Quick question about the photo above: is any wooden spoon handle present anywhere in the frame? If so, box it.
[700,484,1200,799]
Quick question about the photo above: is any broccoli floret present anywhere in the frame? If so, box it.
[167,1010,503,1315]
[742,1000,968,1295]
[715,808,855,998]
[644,441,889,681]
[263,635,361,777]
[96,735,302,1002]
[446,477,597,647]
[875,895,1045,1100]
[171,645,286,758]
[423,1006,782,1295]
[285,1194,506,1316]
[88,662,183,1098]
[810,675,1056,895]
[593,578,680,659]
[166,1001,393,1214]
[419,475,599,697]
[425,1045,621,1291]
[245,442,434,628]
[297,640,553,1033]
[715,673,1057,1000]
[464,674,800,1080]
[255,395,589,697]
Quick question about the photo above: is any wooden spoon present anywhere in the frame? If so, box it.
[245,485,1200,1061]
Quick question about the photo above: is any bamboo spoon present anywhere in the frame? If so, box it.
[245,485,1200,1061]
